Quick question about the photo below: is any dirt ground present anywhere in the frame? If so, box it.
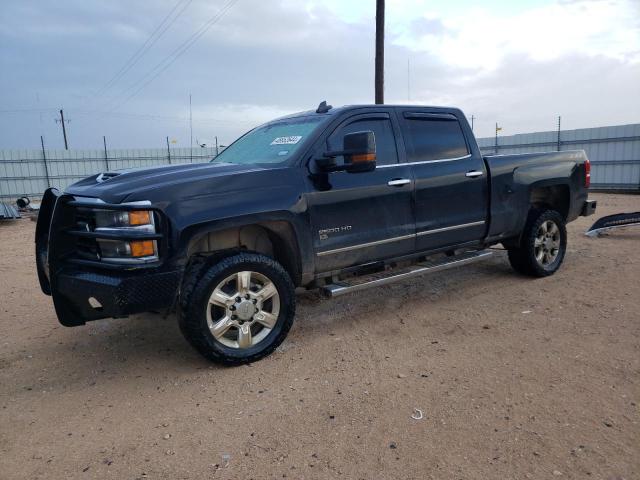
[0,193,638,480]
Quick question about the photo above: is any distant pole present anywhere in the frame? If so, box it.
[189,94,193,163]
[495,122,500,154]
[40,135,50,188]
[375,0,385,104]
[58,109,69,150]
[103,136,109,171]
[407,57,410,102]
[471,115,475,131]
[166,136,171,164]
[215,136,219,157]
[557,115,561,152]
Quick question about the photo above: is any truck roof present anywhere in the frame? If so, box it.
[274,103,462,122]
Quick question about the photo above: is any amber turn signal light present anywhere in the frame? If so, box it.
[130,240,155,257]
[352,153,376,163]
[129,210,152,226]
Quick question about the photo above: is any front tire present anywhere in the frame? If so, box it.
[179,252,295,365]
[507,208,567,277]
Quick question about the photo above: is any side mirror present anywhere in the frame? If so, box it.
[343,130,376,173]
[316,130,377,173]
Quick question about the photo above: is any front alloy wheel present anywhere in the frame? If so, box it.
[179,252,296,365]
[207,271,280,349]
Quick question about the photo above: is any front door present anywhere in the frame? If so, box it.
[398,110,488,252]
[306,112,415,273]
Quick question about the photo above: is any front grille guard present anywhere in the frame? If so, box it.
[36,189,169,295]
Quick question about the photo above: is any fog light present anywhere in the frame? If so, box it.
[130,240,155,257]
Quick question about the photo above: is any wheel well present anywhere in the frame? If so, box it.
[186,222,301,286]
[530,184,570,219]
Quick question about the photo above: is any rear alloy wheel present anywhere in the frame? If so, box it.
[533,219,561,267]
[507,209,567,277]
[179,252,295,365]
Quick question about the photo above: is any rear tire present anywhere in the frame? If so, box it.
[507,209,567,277]
[179,252,295,365]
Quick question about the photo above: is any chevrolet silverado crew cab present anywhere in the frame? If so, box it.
[36,102,597,365]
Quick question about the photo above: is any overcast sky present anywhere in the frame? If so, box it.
[1,0,638,149]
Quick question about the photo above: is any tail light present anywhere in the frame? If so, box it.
[585,158,591,188]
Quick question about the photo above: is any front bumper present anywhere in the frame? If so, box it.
[36,188,181,327]
[52,269,181,326]
[581,200,597,217]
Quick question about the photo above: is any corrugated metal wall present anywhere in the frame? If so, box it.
[477,123,640,190]
[1,123,638,202]
[0,147,218,201]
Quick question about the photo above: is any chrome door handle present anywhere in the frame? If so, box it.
[465,170,484,178]
[387,178,411,186]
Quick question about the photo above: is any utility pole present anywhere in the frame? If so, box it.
[471,115,475,131]
[103,136,109,171]
[166,136,172,164]
[215,136,219,157]
[407,57,410,102]
[189,94,193,163]
[557,115,561,152]
[40,135,50,187]
[56,109,69,149]
[375,0,385,104]
[495,122,502,154]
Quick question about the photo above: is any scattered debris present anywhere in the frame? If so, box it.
[411,408,423,420]
[389,442,397,449]
[522,310,532,314]
[221,453,231,467]
[586,212,640,237]
[0,202,21,220]
[397,373,407,379]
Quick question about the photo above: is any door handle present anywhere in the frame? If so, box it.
[465,170,484,178]
[387,178,411,186]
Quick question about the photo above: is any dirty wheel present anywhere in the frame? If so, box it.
[507,209,567,277]
[179,252,295,365]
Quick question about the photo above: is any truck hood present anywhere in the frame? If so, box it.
[65,162,266,204]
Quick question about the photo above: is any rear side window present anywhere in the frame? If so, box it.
[328,117,398,166]
[403,117,469,162]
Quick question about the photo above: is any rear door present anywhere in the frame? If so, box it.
[306,111,415,272]
[398,110,488,251]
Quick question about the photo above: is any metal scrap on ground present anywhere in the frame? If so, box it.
[585,212,640,236]
[0,202,21,220]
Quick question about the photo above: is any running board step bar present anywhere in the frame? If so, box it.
[321,250,493,298]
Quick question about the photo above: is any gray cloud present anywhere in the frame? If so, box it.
[0,0,638,149]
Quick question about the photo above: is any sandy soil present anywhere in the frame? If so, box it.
[0,193,638,480]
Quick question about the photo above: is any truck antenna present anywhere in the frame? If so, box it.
[316,101,332,114]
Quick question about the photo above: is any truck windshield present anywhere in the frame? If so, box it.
[212,116,324,165]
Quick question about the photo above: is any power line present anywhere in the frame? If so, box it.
[95,0,193,97]
[104,0,239,114]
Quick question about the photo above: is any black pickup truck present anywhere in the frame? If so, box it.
[36,102,596,364]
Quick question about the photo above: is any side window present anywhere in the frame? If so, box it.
[327,118,398,166]
[404,117,469,162]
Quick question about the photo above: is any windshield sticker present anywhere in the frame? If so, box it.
[278,150,289,156]
[271,136,302,145]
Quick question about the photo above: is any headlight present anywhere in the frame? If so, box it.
[94,209,158,263]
